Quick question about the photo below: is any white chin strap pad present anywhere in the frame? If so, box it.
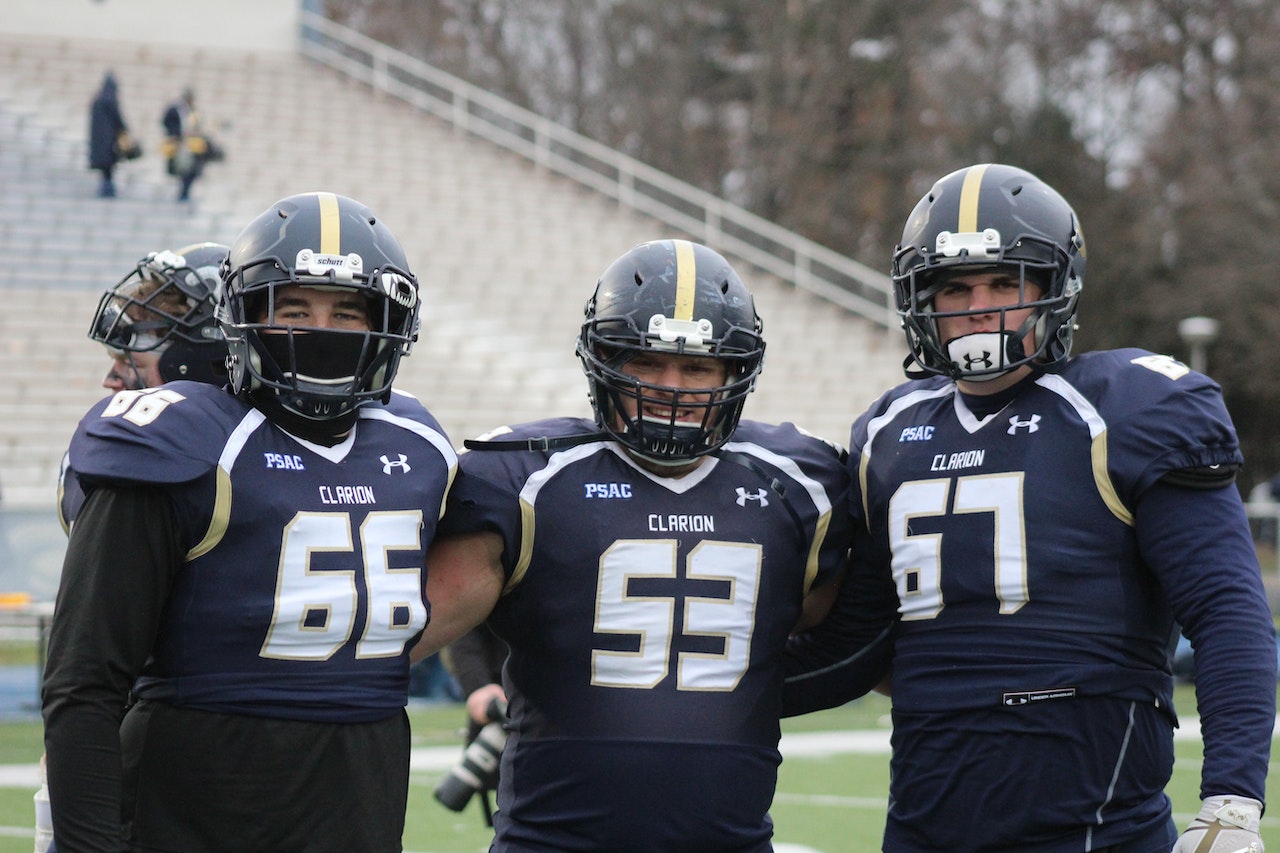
[946,332,1011,382]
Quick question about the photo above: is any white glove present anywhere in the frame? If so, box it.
[1172,795,1264,853]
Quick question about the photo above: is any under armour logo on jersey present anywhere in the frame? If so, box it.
[1007,414,1041,435]
[380,454,411,474]
[736,487,769,507]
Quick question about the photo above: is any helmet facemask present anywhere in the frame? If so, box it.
[221,252,419,422]
[896,229,1082,382]
[892,164,1086,382]
[580,309,763,466]
[89,244,229,384]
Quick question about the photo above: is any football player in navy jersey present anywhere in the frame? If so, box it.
[58,242,230,532]
[785,163,1275,852]
[42,243,231,852]
[42,192,457,853]
[414,239,895,852]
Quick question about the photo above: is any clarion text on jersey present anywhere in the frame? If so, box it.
[648,514,715,532]
[930,450,986,471]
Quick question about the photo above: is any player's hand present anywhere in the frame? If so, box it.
[1171,795,1264,853]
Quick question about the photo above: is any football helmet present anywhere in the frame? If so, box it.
[577,239,765,464]
[218,192,420,422]
[892,163,1086,381]
[88,241,229,384]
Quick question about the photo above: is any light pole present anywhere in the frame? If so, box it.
[1177,315,1219,375]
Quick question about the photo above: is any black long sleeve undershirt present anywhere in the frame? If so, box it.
[42,485,183,853]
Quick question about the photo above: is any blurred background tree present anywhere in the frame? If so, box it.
[327,0,1280,492]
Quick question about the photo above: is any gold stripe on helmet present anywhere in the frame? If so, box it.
[316,192,341,255]
[673,239,696,321]
[957,164,991,234]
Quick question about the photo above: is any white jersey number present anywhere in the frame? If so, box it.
[889,473,1028,620]
[261,510,426,660]
[592,539,762,691]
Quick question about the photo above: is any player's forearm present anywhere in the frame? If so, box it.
[414,533,504,662]
[1136,481,1276,803]
[1191,630,1275,802]
[43,706,128,852]
[781,555,898,716]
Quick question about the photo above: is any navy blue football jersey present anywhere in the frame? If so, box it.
[443,417,850,852]
[67,382,456,722]
[852,349,1274,849]
[852,350,1241,715]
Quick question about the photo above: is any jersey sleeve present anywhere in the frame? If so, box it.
[723,421,854,592]
[1089,350,1243,503]
[1136,479,1275,803]
[68,384,228,489]
[437,464,523,579]
[438,418,598,581]
[57,450,85,534]
[781,525,897,716]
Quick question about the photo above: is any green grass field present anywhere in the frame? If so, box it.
[0,684,1275,853]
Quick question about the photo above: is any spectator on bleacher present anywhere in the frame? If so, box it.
[86,71,129,198]
[161,86,222,202]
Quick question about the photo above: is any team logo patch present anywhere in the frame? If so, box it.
[899,425,935,442]
[380,453,411,474]
[1007,414,1041,435]
[264,452,306,470]
[584,482,632,499]
[736,487,769,507]
[963,351,994,370]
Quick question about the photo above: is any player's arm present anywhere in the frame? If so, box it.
[795,576,840,632]
[411,531,505,663]
[781,531,898,716]
[42,485,182,852]
[1138,476,1274,844]
[444,626,508,727]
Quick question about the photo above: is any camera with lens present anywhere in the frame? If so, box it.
[433,697,508,812]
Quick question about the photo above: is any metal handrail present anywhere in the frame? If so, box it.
[297,10,895,330]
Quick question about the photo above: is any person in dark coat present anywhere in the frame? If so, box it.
[87,72,129,198]
[162,87,204,202]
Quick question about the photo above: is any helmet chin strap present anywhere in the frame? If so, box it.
[945,332,1016,382]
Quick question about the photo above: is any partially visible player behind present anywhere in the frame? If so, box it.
[42,192,456,852]
[58,242,230,532]
[40,243,231,852]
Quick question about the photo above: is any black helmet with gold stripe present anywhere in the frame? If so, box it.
[218,192,420,425]
[892,163,1086,381]
[577,239,765,465]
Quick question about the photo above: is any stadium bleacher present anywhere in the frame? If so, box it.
[0,3,905,596]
